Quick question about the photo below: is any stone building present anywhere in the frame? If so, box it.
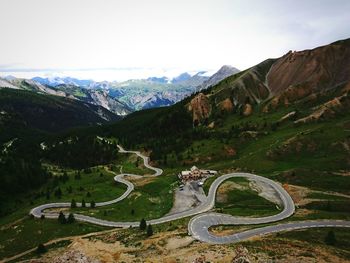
[179,166,217,182]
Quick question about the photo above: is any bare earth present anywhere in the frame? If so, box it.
[248,179,283,206]
[28,227,349,263]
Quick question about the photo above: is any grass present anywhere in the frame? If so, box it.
[215,188,279,217]
[200,115,350,194]
[0,166,126,227]
[9,240,72,262]
[277,169,350,195]
[277,228,350,258]
[0,149,153,225]
[241,228,350,261]
[307,192,350,201]
[45,166,128,202]
[203,175,218,195]
[215,177,279,217]
[279,227,350,247]
[302,200,350,213]
[72,174,178,221]
[1,104,350,259]
[104,217,191,247]
[119,157,150,175]
[0,149,154,260]
[0,217,108,260]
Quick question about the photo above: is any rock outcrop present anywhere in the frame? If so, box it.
[219,98,234,112]
[188,93,211,125]
[294,91,350,124]
[242,103,253,116]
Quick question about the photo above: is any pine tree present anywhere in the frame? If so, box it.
[54,187,62,198]
[139,218,147,230]
[146,224,153,236]
[67,213,75,224]
[325,230,336,245]
[40,214,45,220]
[58,211,66,224]
[46,190,50,200]
[71,199,77,208]
[90,200,96,208]
[36,243,47,254]
[82,199,86,207]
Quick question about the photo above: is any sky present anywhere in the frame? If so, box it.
[0,0,349,81]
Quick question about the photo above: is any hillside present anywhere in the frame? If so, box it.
[0,89,122,219]
[0,88,120,133]
[52,84,132,116]
[0,77,131,116]
[105,38,350,193]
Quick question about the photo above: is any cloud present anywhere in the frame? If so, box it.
[0,0,349,81]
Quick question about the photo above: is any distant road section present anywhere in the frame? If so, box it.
[30,144,350,244]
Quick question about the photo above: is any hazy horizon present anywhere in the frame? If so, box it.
[1,0,349,81]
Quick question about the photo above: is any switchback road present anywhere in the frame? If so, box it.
[30,144,350,244]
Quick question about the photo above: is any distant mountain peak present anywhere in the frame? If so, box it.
[32,76,94,88]
[147,76,170,84]
[198,65,240,91]
[171,72,192,84]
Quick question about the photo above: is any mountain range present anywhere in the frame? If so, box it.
[1,67,240,114]
[31,71,213,110]
[0,77,131,116]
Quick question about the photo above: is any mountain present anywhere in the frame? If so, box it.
[197,65,240,91]
[107,38,350,159]
[104,79,189,110]
[32,76,94,87]
[172,71,209,87]
[50,84,132,116]
[0,78,21,89]
[104,72,210,110]
[0,77,131,116]
[171,72,192,84]
[146,76,170,83]
[0,88,120,133]
[193,38,350,124]
[31,71,211,111]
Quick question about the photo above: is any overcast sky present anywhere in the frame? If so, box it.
[0,0,349,81]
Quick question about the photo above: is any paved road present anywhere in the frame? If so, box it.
[189,219,350,244]
[117,145,163,176]
[30,145,350,243]
[30,145,161,221]
[188,173,350,243]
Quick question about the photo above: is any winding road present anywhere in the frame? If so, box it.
[30,145,350,244]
